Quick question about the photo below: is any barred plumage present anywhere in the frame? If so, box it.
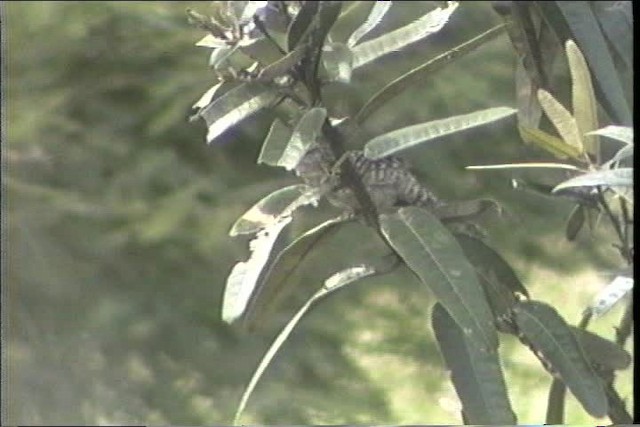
[295,143,443,213]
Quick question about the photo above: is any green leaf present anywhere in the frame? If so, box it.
[454,234,528,334]
[287,1,319,51]
[566,39,600,160]
[242,214,354,331]
[537,89,584,154]
[364,107,516,159]
[587,125,633,145]
[321,42,353,83]
[591,1,633,71]
[514,59,542,129]
[355,23,506,124]
[518,124,583,160]
[257,119,293,167]
[222,216,292,324]
[346,0,392,48]
[546,379,567,424]
[200,82,279,143]
[467,162,581,172]
[571,327,631,371]
[553,1,632,126]
[233,263,376,425]
[603,144,633,169]
[277,107,327,170]
[352,1,459,69]
[229,184,309,236]
[432,303,516,424]
[552,168,633,193]
[191,81,225,112]
[564,204,585,241]
[588,275,633,318]
[257,42,309,81]
[380,206,498,352]
[513,300,608,417]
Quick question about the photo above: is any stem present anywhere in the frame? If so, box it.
[253,16,287,55]
[596,187,631,263]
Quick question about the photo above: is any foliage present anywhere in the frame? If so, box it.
[5,1,632,425]
[186,1,633,424]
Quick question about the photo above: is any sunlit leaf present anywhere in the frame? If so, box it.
[553,1,632,126]
[233,263,376,425]
[467,162,581,171]
[603,144,633,170]
[346,1,392,48]
[552,168,632,193]
[588,275,633,318]
[229,184,309,236]
[380,206,498,352]
[355,24,506,124]
[287,0,319,51]
[537,89,583,154]
[208,45,239,69]
[571,327,631,371]
[322,42,353,83]
[454,233,528,334]
[432,303,516,424]
[191,81,225,112]
[565,204,585,241]
[587,125,633,145]
[257,119,292,167]
[242,214,354,330]
[222,216,292,324]
[200,82,279,143]
[518,125,583,160]
[196,34,230,48]
[364,107,516,159]
[278,107,327,170]
[566,39,600,159]
[352,1,459,69]
[257,43,307,81]
[514,300,608,418]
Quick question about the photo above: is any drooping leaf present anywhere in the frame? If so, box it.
[513,300,608,417]
[454,233,528,333]
[552,168,633,193]
[352,1,459,69]
[257,119,292,167]
[603,144,633,170]
[587,125,633,145]
[432,303,517,424]
[380,206,498,352]
[571,327,631,371]
[222,216,292,324]
[191,81,225,112]
[537,89,584,154]
[229,184,309,236]
[566,39,600,160]
[242,214,354,330]
[564,204,585,241]
[346,1,392,48]
[588,275,633,318]
[321,42,354,83]
[233,263,376,425]
[553,1,632,126]
[364,107,516,159]
[355,23,506,124]
[200,82,279,143]
[277,107,327,170]
[517,124,583,160]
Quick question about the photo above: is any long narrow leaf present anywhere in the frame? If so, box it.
[355,24,506,124]
[467,162,581,171]
[242,214,354,330]
[233,264,377,425]
[518,125,583,160]
[432,303,516,424]
[222,216,292,324]
[347,1,392,48]
[537,89,583,153]
[364,107,516,159]
[554,1,632,126]
[566,39,600,160]
[552,168,633,193]
[278,107,327,170]
[571,327,631,371]
[229,184,309,236]
[352,1,459,69]
[200,82,278,143]
[588,275,633,318]
[380,207,498,352]
[587,125,633,145]
[514,300,608,417]
[257,119,293,167]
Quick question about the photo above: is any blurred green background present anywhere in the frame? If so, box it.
[3,1,632,424]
